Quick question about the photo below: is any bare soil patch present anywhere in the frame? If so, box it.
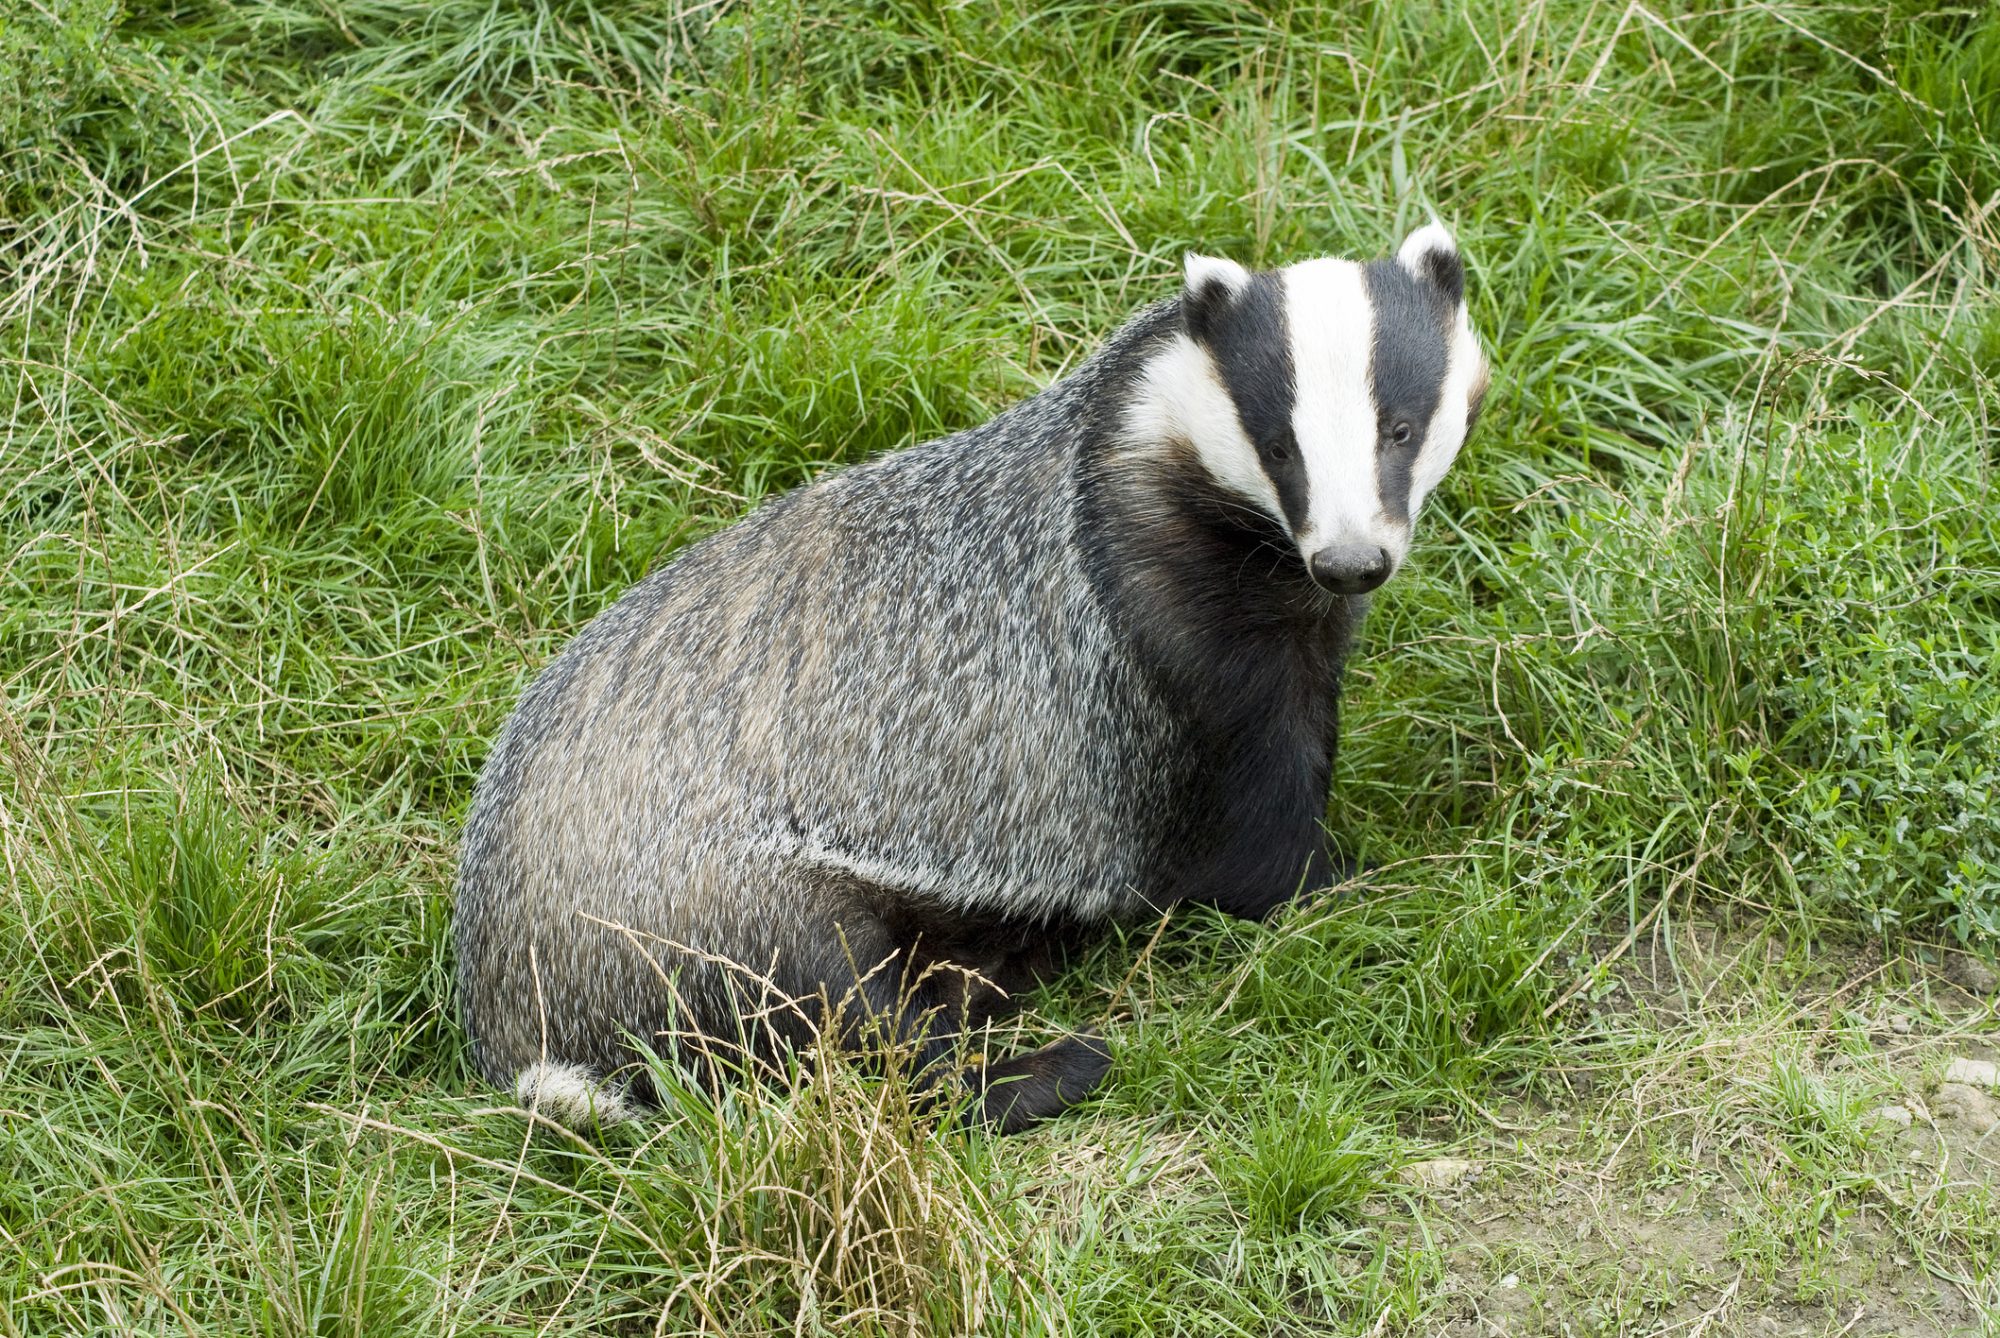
[1413,920,2000,1336]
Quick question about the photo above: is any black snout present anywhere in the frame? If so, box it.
[1308,544,1391,595]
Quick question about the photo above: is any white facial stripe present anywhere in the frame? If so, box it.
[1409,309,1482,516]
[1124,333,1283,523]
[1281,259,1383,553]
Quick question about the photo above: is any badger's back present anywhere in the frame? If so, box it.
[454,364,1176,1089]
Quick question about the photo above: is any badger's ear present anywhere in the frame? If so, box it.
[1396,223,1464,306]
[1182,252,1250,339]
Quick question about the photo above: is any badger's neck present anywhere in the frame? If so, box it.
[1068,299,1363,714]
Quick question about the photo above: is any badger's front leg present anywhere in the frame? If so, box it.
[1197,841,1348,922]
[1174,716,1352,922]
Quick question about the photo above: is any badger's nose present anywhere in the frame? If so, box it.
[1308,544,1391,595]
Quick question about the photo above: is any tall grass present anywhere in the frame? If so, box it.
[3,1,1995,1332]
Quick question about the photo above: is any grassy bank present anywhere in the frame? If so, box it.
[3,1,1997,1332]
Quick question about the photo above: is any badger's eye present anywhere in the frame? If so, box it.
[1390,421,1414,445]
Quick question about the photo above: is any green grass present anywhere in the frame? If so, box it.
[4,1,1999,1333]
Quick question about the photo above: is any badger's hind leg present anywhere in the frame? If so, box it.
[828,895,1109,1133]
[967,1031,1113,1134]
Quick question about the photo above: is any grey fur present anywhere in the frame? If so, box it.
[455,241,1483,1130]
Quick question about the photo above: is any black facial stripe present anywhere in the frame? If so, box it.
[1185,271,1306,534]
[1362,258,1454,525]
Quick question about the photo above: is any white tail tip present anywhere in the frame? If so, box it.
[514,1061,640,1128]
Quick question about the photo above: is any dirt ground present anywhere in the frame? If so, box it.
[1418,922,1999,1337]
[1032,916,1998,1335]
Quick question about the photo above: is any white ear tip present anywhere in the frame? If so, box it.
[1183,252,1250,294]
[1397,224,1457,269]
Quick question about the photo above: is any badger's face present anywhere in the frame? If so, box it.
[1134,226,1488,595]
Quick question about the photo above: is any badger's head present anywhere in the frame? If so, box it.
[1133,226,1489,596]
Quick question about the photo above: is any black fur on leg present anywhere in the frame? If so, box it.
[966,1030,1113,1134]
[739,892,1108,1136]
[1206,840,1373,923]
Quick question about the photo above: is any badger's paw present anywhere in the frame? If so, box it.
[972,1030,1113,1135]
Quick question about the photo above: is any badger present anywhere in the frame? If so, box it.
[455,225,1490,1133]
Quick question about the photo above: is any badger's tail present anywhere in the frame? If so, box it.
[513,1061,641,1129]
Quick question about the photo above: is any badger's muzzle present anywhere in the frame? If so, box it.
[1308,543,1391,595]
